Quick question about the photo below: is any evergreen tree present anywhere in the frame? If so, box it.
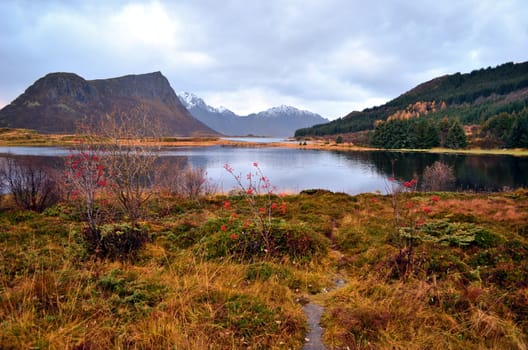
[506,110,528,148]
[438,117,451,146]
[445,119,467,149]
[481,112,516,147]
[424,122,440,148]
[415,119,440,148]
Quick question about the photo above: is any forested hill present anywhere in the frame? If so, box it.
[295,61,528,137]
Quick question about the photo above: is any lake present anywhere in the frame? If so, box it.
[0,146,526,194]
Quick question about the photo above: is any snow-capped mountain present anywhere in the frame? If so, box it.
[249,105,324,119]
[178,92,233,115]
[177,92,328,137]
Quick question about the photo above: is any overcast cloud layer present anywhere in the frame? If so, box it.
[1,0,527,119]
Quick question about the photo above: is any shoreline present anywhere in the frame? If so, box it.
[0,128,527,157]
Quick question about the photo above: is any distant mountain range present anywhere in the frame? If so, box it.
[178,92,328,137]
[0,72,217,136]
[296,61,528,137]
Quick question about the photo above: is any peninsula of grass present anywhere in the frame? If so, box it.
[1,189,527,349]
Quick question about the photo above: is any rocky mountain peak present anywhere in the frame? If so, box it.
[178,92,208,109]
[177,92,234,115]
[260,105,317,118]
[178,93,328,137]
[0,72,217,136]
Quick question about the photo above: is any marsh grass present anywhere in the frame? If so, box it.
[0,189,527,349]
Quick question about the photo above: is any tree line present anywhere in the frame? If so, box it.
[370,117,467,149]
[370,108,528,149]
[480,108,528,148]
[295,61,528,138]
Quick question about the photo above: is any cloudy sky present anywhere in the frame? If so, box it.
[1,0,527,119]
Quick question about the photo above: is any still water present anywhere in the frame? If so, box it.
[0,146,526,194]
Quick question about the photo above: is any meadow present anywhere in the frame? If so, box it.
[1,186,527,349]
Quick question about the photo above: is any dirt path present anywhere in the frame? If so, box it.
[301,247,347,349]
[303,303,326,350]
[302,303,327,350]
[301,277,346,350]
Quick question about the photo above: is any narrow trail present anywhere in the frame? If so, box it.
[301,249,347,350]
[302,303,326,350]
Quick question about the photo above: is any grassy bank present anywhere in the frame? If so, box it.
[286,139,528,156]
[1,189,527,349]
[2,128,527,157]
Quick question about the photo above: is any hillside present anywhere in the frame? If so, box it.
[296,61,528,138]
[0,72,218,136]
[178,92,328,137]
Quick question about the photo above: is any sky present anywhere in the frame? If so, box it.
[1,0,527,120]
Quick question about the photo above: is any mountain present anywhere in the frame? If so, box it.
[178,92,328,137]
[0,72,218,136]
[296,61,528,138]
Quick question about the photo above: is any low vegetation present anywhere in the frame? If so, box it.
[0,115,527,348]
[1,183,527,348]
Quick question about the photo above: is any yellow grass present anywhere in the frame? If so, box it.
[1,127,527,156]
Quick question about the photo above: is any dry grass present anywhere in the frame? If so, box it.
[1,190,527,349]
[322,276,527,350]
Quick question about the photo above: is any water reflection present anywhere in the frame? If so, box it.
[0,146,526,194]
[336,150,528,192]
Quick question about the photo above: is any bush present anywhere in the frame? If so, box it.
[83,223,150,260]
[199,219,328,262]
[271,222,329,261]
[420,220,502,248]
[421,161,456,191]
[97,269,167,317]
[474,229,504,248]
[1,156,61,212]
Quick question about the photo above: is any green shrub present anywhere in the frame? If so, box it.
[199,219,328,262]
[420,220,502,248]
[82,223,150,260]
[474,229,504,248]
[97,269,166,318]
[272,222,329,261]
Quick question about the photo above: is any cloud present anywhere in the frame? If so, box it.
[1,0,527,119]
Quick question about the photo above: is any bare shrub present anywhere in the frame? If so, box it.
[422,161,456,191]
[153,158,214,199]
[64,143,110,240]
[1,156,61,212]
[179,166,208,199]
[86,108,163,223]
[66,108,162,259]
[152,157,187,196]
